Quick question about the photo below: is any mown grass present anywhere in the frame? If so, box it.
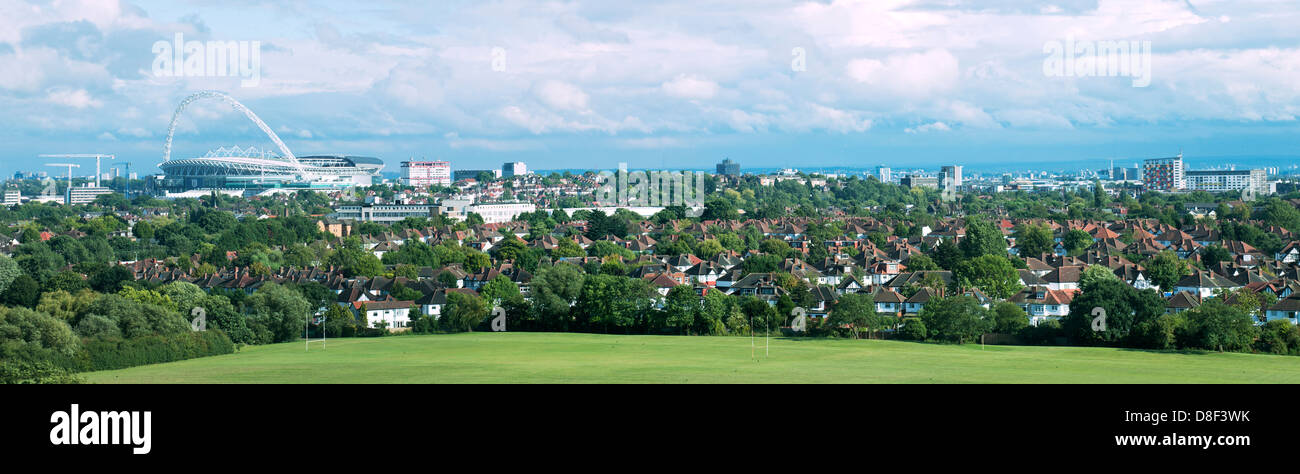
[83,332,1300,383]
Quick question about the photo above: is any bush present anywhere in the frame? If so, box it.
[1257,319,1300,355]
[82,329,235,371]
[898,318,927,341]
[1018,319,1064,346]
[0,359,83,384]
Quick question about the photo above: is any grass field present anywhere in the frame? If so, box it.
[83,332,1300,383]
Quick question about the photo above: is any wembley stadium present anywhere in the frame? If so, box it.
[158,91,384,192]
[159,146,384,191]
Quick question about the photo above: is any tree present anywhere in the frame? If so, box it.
[1201,245,1231,268]
[959,217,1007,259]
[696,239,725,260]
[529,263,584,331]
[0,255,21,295]
[479,274,523,305]
[1257,319,1300,355]
[1079,264,1120,290]
[906,254,939,271]
[490,236,529,262]
[1064,278,1165,346]
[825,293,876,338]
[88,266,134,293]
[1092,179,1108,208]
[389,282,423,301]
[1014,223,1053,258]
[1179,300,1258,352]
[1061,229,1093,256]
[919,295,991,344]
[701,198,740,221]
[932,239,962,270]
[2,274,41,308]
[575,274,653,333]
[1146,251,1189,292]
[695,290,731,335]
[953,255,1023,299]
[662,285,699,334]
[322,303,358,337]
[739,296,778,334]
[551,238,585,258]
[898,318,927,341]
[991,301,1029,334]
[442,292,488,332]
[244,283,311,343]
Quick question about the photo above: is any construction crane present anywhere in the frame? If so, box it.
[112,162,133,196]
[39,154,113,187]
[46,163,80,205]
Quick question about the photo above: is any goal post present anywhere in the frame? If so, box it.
[305,311,326,351]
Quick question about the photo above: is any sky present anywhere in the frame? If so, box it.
[1,0,1298,178]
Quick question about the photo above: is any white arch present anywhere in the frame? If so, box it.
[162,90,305,175]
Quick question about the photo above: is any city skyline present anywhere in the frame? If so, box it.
[2,1,1300,177]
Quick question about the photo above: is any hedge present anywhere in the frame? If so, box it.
[81,329,235,372]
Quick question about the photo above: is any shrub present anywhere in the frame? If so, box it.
[1018,319,1064,346]
[82,329,235,371]
[898,318,927,341]
[1257,319,1300,355]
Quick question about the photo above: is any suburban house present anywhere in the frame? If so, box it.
[1009,286,1077,326]
[1265,294,1300,324]
[352,298,416,330]
[415,288,480,319]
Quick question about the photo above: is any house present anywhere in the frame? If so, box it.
[1174,270,1240,299]
[352,298,415,331]
[1112,264,1154,290]
[1265,294,1300,324]
[727,273,785,304]
[903,287,940,315]
[683,261,723,286]
[1009,286,1077,326]
[872,288,905,315]
[808,287,837,318]
[415,288,480,319]
[1165,291,1202,313]
[1040,265,1083,291]
[835,274,866,295]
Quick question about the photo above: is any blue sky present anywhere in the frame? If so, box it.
[1,0,1298,178]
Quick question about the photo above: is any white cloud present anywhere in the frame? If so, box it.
[905,121,951,134]
[534,80,590,112]
[846,49,959,98]
[46,88,102,108]
[662,75,719,100]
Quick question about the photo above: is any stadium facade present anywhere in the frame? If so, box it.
[159,146,383,191]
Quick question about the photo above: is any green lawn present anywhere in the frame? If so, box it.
[83,332,1300,383]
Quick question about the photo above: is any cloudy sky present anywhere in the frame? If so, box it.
[1,0,1298,177]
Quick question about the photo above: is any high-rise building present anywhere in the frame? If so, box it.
[502,162,527,178]
[876,165,892,183]
[940,165,962,190]
[716,158,740,177]
[453,169,501,182]
[901,175,939,189]
[1185,169,1268,195]
[68,185,112,205]
[1111,166,1140,180]
[401,160,451,187]
[1143,154,1184,191]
